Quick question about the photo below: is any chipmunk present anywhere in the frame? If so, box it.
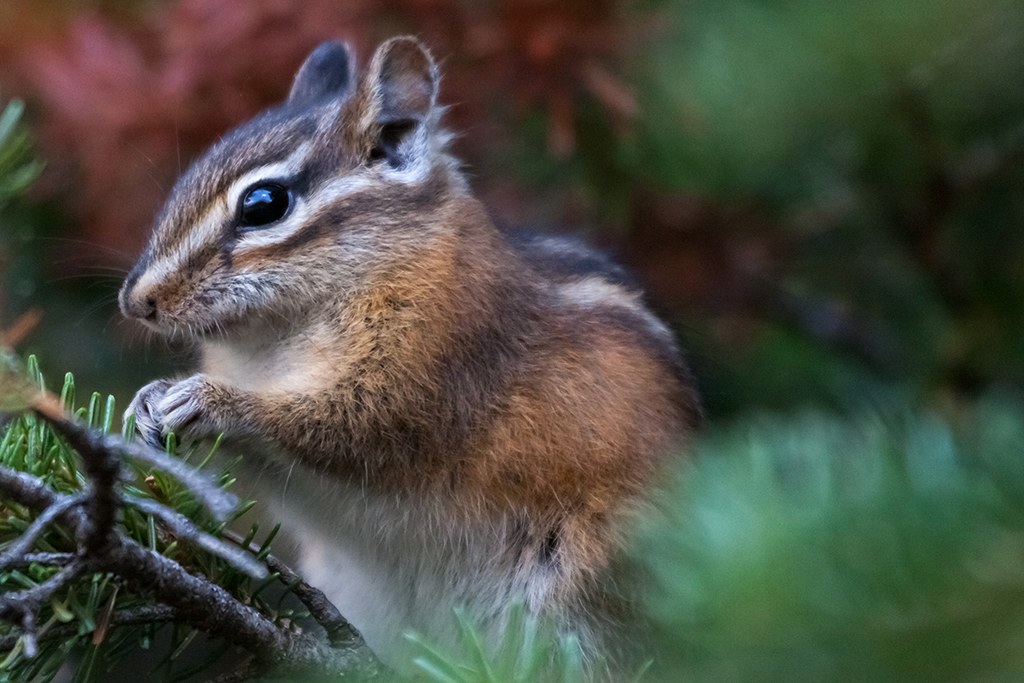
[119,37,701,675]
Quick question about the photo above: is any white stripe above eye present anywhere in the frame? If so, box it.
[226,142,316,253]
[225,142,313,211]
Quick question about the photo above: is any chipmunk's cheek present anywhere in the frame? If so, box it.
[165,264,233,330]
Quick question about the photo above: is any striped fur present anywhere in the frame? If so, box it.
[120,37,700,677]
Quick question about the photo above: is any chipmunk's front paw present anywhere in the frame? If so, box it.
[125,378,173,447]
[157,374,229,442]
[125,375,230,447]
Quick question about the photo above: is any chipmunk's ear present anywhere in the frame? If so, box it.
[287,41,355,107]
[345,37,440,167]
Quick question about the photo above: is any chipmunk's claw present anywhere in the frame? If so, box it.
[125,375,225,448]
[125,378,172,448]
[158,374,221,440]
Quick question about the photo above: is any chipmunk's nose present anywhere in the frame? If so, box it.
[119,270,159,322]
[121,289,158,322]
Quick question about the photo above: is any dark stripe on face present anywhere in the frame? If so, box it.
[231,170,449,267]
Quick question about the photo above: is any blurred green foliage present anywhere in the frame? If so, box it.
[637,0,1024,410]
[638,397,1024,683]
[406,604,588,683]
[0,100,41,213]
[638,0,1024,199]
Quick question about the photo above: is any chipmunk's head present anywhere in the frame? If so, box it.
[120,37,457,338]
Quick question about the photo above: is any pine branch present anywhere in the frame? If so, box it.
[0,559,84,657]
[126,494,265,577]
[5,552,76,568]
[0,494,84,570]
[0,360,389,680]
[0,604,177,652]
[32,394,239,524]
[224,528,365,649]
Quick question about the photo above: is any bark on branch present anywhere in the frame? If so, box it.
[0,386,387,680]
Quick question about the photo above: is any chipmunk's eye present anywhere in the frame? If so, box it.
[239,183,291,228]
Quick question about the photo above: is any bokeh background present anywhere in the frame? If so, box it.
[1,0,1024,415]
[2,1,1024,681]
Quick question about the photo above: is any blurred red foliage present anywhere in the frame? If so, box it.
[0,0,642,266]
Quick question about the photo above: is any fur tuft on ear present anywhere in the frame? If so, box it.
[371,37,438,125]
[288,41,355,108]
[346,37,440,166]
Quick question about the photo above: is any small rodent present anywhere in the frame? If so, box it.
[119,37,701,676]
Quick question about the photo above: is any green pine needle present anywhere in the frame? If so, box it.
[0,357,283,682]
[406,603,587,683]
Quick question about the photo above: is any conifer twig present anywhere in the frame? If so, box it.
[0,604,178,652]
[0,466,74,521]
[0,495,84,571]
[126,495,266,578]
[0,559,84,657]
[8,552,76,568]
[33,399,238,524]
[224,528,365,648]
[265,553,364,648]
[0,459,386,678]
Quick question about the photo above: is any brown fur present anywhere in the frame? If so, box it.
[120,37,700,676]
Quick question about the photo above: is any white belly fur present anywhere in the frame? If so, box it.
[233,452,526,672]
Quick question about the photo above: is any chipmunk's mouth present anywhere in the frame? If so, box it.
[119,291,215,340]
[155,301,272,342]
[144,315,223,341]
